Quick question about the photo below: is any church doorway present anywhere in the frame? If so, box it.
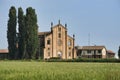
[57,51,62,58]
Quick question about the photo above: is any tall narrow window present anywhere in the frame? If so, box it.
[47,39,50,45]
[68,40,71,46]
[58,33,61,38]
[58,27,61,32]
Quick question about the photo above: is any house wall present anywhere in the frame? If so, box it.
[44,34,52,59]
[102,48,106,58]
[67,36,74,59]
[80,49,106,58]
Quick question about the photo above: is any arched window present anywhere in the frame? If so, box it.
[68,39,71,46]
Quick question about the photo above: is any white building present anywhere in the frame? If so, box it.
[76,46,107,58]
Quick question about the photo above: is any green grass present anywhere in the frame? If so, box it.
[0,61,120,80]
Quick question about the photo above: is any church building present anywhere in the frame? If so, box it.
[38,20,76,59]
[0,20,115,59]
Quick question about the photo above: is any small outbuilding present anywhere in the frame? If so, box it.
[0,49,9,59]
[106,50,115,58]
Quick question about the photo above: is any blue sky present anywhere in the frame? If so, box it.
[0,0,120,58]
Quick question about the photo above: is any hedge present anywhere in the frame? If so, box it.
[46,58,120,63]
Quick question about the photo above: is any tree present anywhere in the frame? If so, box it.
[25,7,38,59]
[18,7,26,59]
[118,46,120,59]
[7,6,17,59]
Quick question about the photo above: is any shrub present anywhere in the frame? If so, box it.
[46,58,120,63]
[49,57,61,59]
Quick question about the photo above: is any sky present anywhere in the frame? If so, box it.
[0,0,120,58]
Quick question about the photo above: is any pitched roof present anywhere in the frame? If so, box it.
[52,24,67,30]
[0,49,9,54]
[38,31,51,35]
[107,50,115,55]
[76,46,106,50]
[67,35,74,39]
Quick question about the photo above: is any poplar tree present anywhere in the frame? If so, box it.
[7,6,17,59]
[118,46,120,59]
[25,7,38,59]
[18,7,26,59]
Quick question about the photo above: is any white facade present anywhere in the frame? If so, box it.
[76,46,107,58]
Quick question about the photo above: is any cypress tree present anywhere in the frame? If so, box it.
[7,6,17,59]
[18,7,26,59]
[25,7,38,59]
[118,46,120,59]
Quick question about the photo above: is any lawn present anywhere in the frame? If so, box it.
[0,61,120,80]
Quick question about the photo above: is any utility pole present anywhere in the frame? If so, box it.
[88,33,90,46]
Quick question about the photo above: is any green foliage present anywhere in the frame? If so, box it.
[0,62,120,80]
[7,6,17,59]
[18,7,26,59]
[25,7,38,59]
[118,46,120,59]
[46,58,120,62]
[49,57,61,59]
[7,6,39,59]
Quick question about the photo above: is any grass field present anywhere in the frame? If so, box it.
[0,61,120,80]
